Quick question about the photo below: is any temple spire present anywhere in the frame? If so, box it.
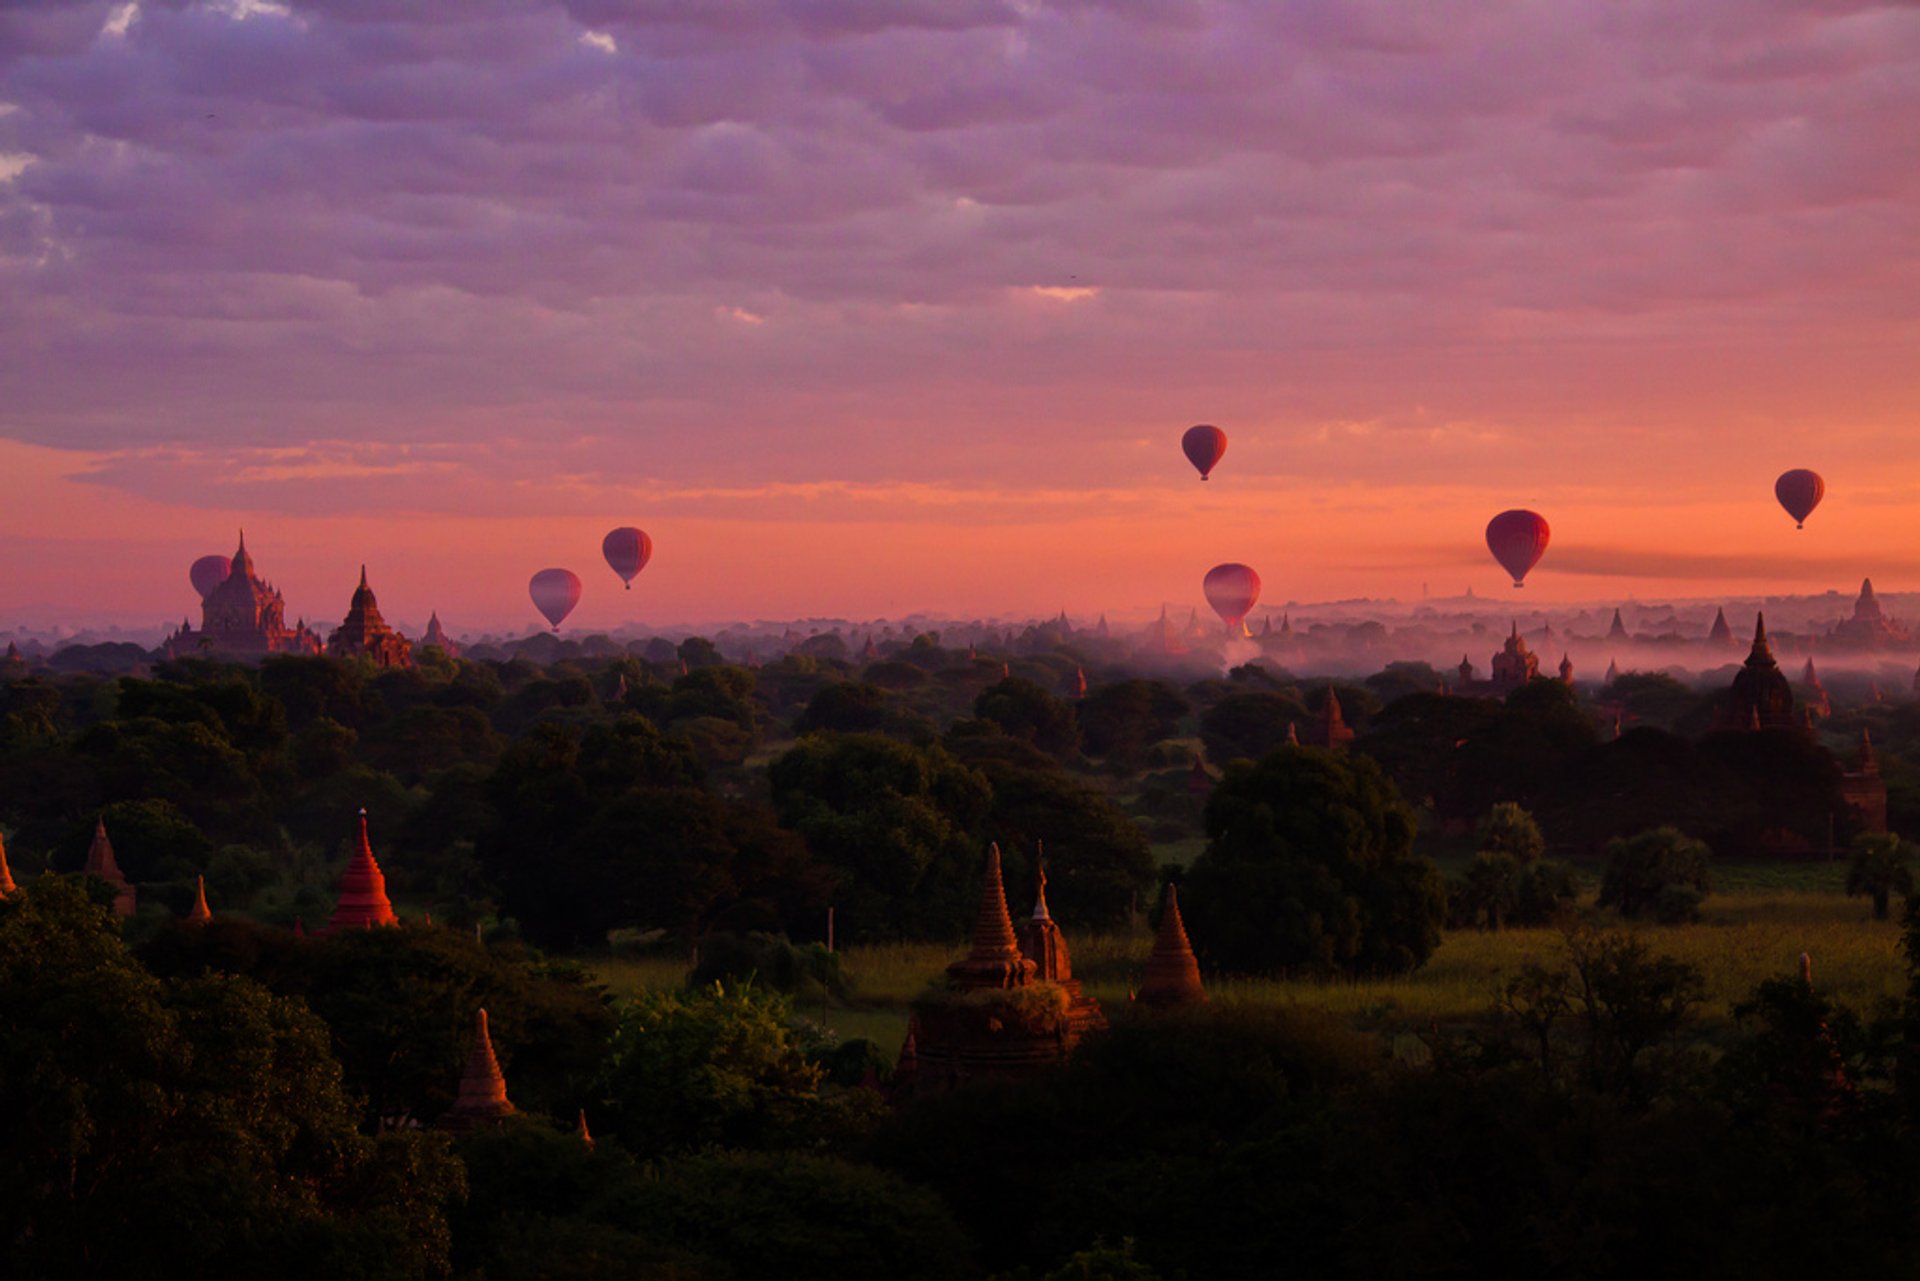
[1138,884,1206,1006]
[1031,847,1051,921]
[83,816,136,916]
[186,875,212,924]
[327,808,398,932]
[946,844,1037,990]
[442,1008,516,1130]
[577,1109,594,1150]
[1748,612,1775,665]
[0,828,15,897]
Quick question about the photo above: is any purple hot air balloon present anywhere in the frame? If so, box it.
[1486,510,1550,588]
[1181,425,1228,480]
[1774,469,1825,530]
[1203,563,1261,635]
[529,568,583,631]
[190,554,232,600]
[602,527,653,590]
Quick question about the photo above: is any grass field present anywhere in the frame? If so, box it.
[588,872,1912,1058]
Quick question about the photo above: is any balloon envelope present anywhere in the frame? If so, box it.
[529,568,583,631]
[602,527,653,589]
[1203,563,1261,632]
[1486,510,1550,587]
[1774,469,1825,529]
[1182,424,1228,480]
[189,554,231,600]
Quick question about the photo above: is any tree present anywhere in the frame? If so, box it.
[1078,680,1188,768]
[974,677,1080,760]
[1198,691,1309,764]
[1180,747,1447,974]
[1846,831,1915,921]
[794,682,892,735]
[1454,803,1574,931]
[1479,802,1545,862]
[1599,826,1711,923]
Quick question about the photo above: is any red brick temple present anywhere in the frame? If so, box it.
[326,809,398,933]
[1825,578,1911,651]
[422,611,459,657]
[1137,884,1207,1007]
[441,1008,516,1132]
[163,532,322,661]
[1017,854,1107,1043]
[1721,614,1799,731]
[186,875,212,924]
[83,817,136,917]
[326,567,413,668]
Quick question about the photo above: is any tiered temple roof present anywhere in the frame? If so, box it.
[164,532,323,661]
[1724,613,1799,732]
[326,567,413,669]
[422,611,459,657]
[326,810,398,932]
[945,843,1037,991]
[83,817,136,917]
[1827,578,1912,650]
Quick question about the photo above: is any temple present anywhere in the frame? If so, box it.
[1800,659,1832,720]
[0,829,15,897]
[1825,578,1911,651]
[1707,607,1735,646]
[1456,623,1540,697]
[83,817,136,916]
[162,532,322,661]
[186,875,212,924]
[441,1009,516,1132]
[1607,609,1629,641]
[326,809,398,932]
[1016,854,1107,1042]
[1841,731,1888,834]
[421,612,460,657]
[326,567,414,668]
[1137,884,1207,1007]
[1300,686,1356,748]
[1721,614,1799,731]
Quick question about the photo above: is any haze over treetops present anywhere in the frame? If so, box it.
[2,2,1916,628]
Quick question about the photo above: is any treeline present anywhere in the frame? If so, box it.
[10,873,1920,1278]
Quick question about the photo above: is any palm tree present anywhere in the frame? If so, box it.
[1846,832,1914,921]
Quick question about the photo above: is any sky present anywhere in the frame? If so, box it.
[2,0,1917,632]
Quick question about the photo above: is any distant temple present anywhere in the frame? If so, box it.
[1841,731,1888,834]
[1707,607,1735,646]
[1800,659,1832,720]
[421,612,459,657]
[82,817,136,917]
[326,567,413,668]
[1136,884,1207,1007]
[163,532,322,661]
[440,1009,516,1132]
[1607,609,1629,641]
[1721,613,1799,731]
[326,810,398,932]
[0,829,16,897]
[1558,653,1574,685]
[1017,856,1107,1042]
[1300,686,1356,749]
[1,642,26,680]
[186,875,212,924]
[1825,578,1911,651]
[1456,623,1542,698]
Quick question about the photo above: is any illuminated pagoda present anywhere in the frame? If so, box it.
[162,531,323,661]
[441,1009,516,1132]
[1137,884,1206,1007]
[83,817,136,917]
[0,829,15,897]
[186,875,212,924]
[1721,613,1798,732]
[326,567,413,669]
[326,809,398,933]
[1016,853,1107,1042]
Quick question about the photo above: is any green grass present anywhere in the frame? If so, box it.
[583,873,1913,1056]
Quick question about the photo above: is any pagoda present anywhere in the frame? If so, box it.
[1841,730,1888,834]
[440,1009,516,1132]
[1607,609,1629,641]
[185,875,212,924]
[421,612,460,657]
[326,809,398,933]
[1301,685,1356,749]
[1,641,26,680]
[1707,607,1735,646]
[326,567,414,669]
[162,532,322,661]
[1721,614,1798,731]
[903,845,1087,1094]
[1800,658,1833,719]
[1488,622,1541,691]
[1137,884,1207,1007]
[0,829,16,897]
[1558,653,1574,685]
[82,817,136,917]
[1016,854,1107,1042]
[1826,578,1912,651]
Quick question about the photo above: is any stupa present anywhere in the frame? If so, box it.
[1301,685,1356,749]
[1016,854,1107,1041]
[82,817,136,917]
[185,875,212,924]
[1841,730,1888,833]
[1137,884,1207,1007]
[326,809,398,933]
[421,612,460,657]
[0,829,15,897]
[1707,607,1735,646]
[440,1009,516,1132]
[326,567,413,668]
[1722,614,1798,731]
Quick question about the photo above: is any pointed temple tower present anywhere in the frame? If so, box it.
[440,1008,516,1132]
[1137,884,1207,1007]
[186,875,212,924]
[1842,730,1889,833]
[1723,613,1799,732]
[327,809,399,933]
[1605,657,1620,684]
[421,611,460,657]
[327,567,414,668]
[83,817,136,917]
[1558,653,1574,685]
[904,845,1095,1095]
[1017,853,1107,1041]
[1708,607,1735,646]
[1607,609,1630,642]
[1800,658,1833,719]
[1302,685,1356,748]
[0,828,16,897]
[163,531,322,660]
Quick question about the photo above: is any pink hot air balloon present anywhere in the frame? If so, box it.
[189,554,232,600]
[602,527,653,590]
[1203,563,1261,634]
[529,569,583,632]
[1774,469,1825,530]
[1486,510,1550,588]
[1182,424,1228,481]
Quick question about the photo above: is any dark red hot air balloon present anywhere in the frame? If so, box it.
[189,554,231,600]
[529,569,582,631]
[1774,470,1824,529]
[1182,425,1228,481]
[1203,563,1261,634]
[1486,510,1550,588]
[602,527,653,590]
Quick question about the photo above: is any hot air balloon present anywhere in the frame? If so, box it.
[529,569,582,631]
[602,527,653,589]
[1203,563,1261,634]
[1774,469,1825,529]
[189,554,231,600]
[1486,510,1550,588]
[1182,425,1228,481]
